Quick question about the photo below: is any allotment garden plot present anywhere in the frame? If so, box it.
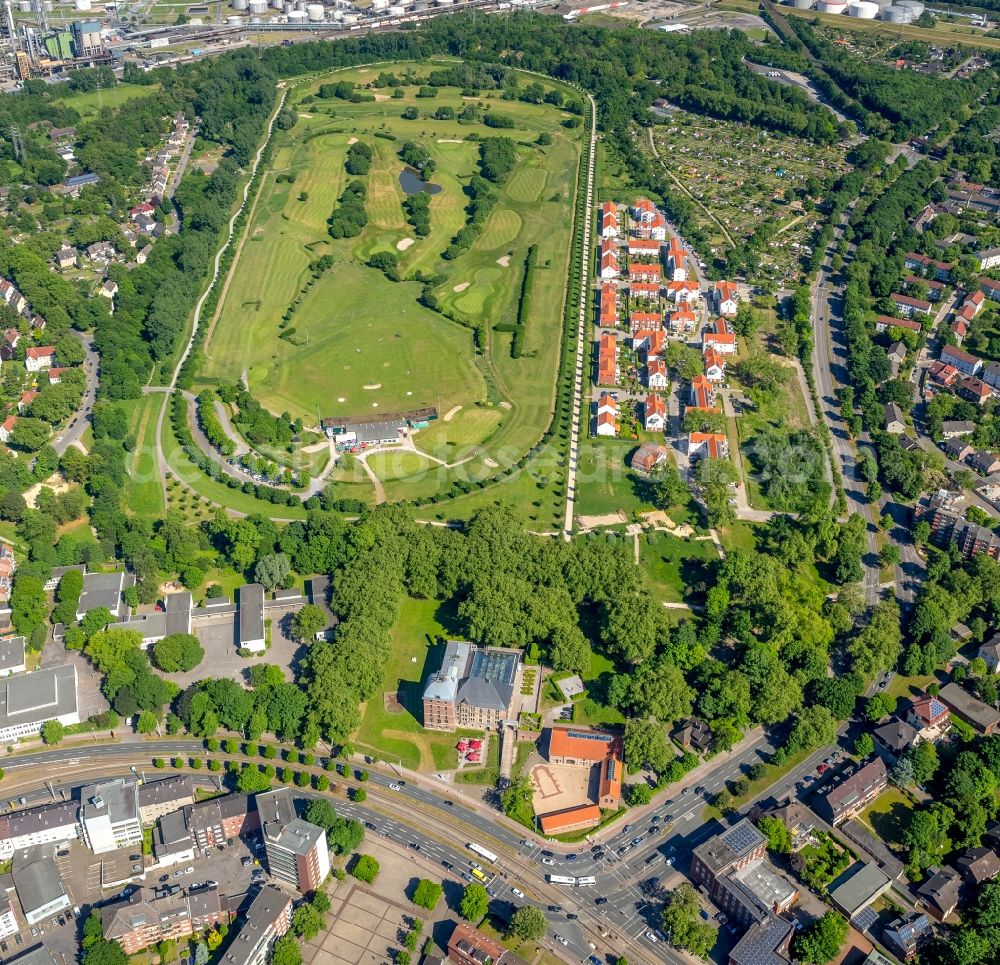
[200,61,584,504]
[652,112,849,285]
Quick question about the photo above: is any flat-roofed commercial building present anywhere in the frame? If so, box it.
[258,789,329,893]
[80,778,143,855]
[238,584,265,652]
[0,665,79,743]
[0,800,80,859]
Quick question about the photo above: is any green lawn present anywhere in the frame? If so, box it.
[125,394,166,519]
[575,438,656,518]
[55,83,160,117]
[353,596,467,772]
[198,63,583,507]
[860,787,914,851]
[571,653,625,727]
[885,673,938,703]
[640,531,719,605]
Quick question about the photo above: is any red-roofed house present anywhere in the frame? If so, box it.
[628,238,660,259]
[952,318,968,344]
[599,285,618,327]
[668,306,696,335]
[646,212,668,241]
[547,726,622,809]
[25,346,55,372]
[941,344,983,376]
[646,358,667,389]
[702,327,737,356]
[596,394,617,419]
[667,280,701,305]
[703,348,726,383]
[715,281,739,317]
[668,239,686,281]
[47,368,69,385]
[631,329,659,352]
[632,442,669,475]
[891,293,933,317]
[539,805,603,835]
[644,330,666,360]
[960,377,993,406]
[907,694,951,741]
[629,311,661,334]
[600,241,620,280]
[904,251,953,282]
[599,201,619,239]
[875,315,921,334]
[17,391,39,413]
[631,198,657,224]
[688,432,729,461]
[928,361,961,390]
[981,277,1000,301]
[130,202,155,220]
[689,375,718,411]
[597,332,618,386]
[629,282,661,302]
[0,416,17,444]
[630,263,661,284]
[596,410,618,438]
[644,394,666,431]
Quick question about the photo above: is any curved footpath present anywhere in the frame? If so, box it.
[152,87,290,512]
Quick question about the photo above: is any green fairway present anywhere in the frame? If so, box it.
[200,61,584,506]
[125,394,166,519]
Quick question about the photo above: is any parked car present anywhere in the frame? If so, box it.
[541,858,555,866]
[388,783,402,791]
[645,932,658,943]
[511,888,525,899]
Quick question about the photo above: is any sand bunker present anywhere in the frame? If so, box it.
[483,457,499,468]
[437,138,463,144]
[297,112,313,118]
[499,401,512,410]
[363,383,382,390]
[496,254,512,267]
[397,238,416,251]
[443,405,462,422]
[453,282,470,292]
[347,137,359,145]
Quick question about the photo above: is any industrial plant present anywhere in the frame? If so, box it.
[786,0,927,22]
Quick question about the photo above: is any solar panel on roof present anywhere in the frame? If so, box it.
[566,730,612,743]
[930,698,947,718]
[721,822,762,856]
[852,907,878,932]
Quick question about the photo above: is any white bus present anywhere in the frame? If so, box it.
[547,875,576,885]
[467,842,498,864]
[575,876,597,887]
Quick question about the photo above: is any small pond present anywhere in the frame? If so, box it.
[399,167,442,196]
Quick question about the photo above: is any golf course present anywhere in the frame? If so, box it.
[198,60,585,504]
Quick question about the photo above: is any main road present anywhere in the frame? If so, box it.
[1,730,783,965]
[810,216,924,607]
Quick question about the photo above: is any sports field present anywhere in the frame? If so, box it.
[200,60,584,504]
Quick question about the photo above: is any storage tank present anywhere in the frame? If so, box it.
[43,1,52,11]
[226,15,243,24]
[792,0,814,8]
[232,0,248,9]
[898,0,923,13]
[248,0,267,13]
[817,0,847,10]
[287,7,306,18]
[882,3,913,19]
[73,0,91,10]
[849,0,879,14]
[388,4,404,13]
[306,2,324,18]
[17,0,31,11]
[284,1,294,11]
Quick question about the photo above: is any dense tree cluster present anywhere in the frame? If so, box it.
[328,180,369,239]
